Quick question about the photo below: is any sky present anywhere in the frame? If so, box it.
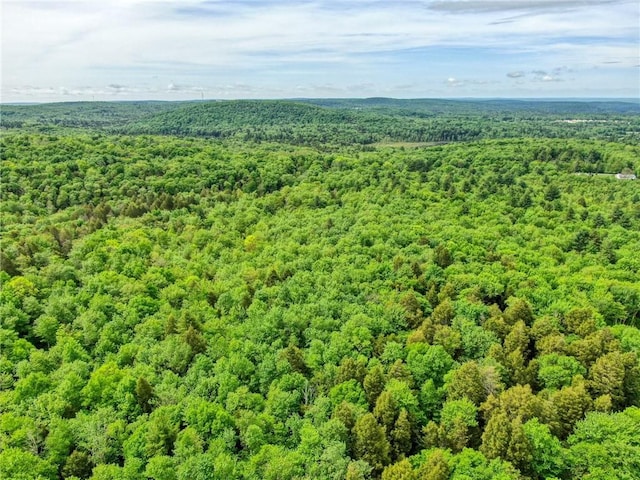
[2,0,639,102]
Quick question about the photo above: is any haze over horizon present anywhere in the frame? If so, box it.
[2,0,639,103]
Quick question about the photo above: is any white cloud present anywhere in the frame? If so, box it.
[2,0,638,100]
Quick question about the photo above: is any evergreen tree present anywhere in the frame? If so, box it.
[416,449,450,480]
[446,361,487,406]
[364,364,386,406]
[505,416,533,475]
[374,390,398,434]
[480,411,510,460]
[353,413,391,476]
[381,458,415,480]
[391,409,413,459]
[136,376,154,413]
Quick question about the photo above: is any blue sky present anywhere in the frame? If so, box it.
[2,0,639,102]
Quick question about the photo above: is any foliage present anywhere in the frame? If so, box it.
[1,101,640,479]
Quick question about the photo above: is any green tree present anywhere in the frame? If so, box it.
[566,407,640,480]
[522,418,564,479]
[416,449,450,480]
[353,413,391,475]
[135,376,154,413]
[374,390,398,434]
[445,361,487,405]
[0,448,57,480]
[391,409,413,459]
[364,364,386,406]
[505,416,533,476]
[382,458,415,480]
[480,411,510,460]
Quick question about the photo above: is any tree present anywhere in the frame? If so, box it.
[480,411,510,460]
[566,407,640,480]
[537,354,586,390]
[381,458,415,480]
[505,416,533,475]
[544,184,561,201]
[551,381,592,439]
[145,456,177,480]
[374,391,398,434]
[391,409,413,459]
[434,244,453,269]
[416,449,450,480]
[563,308,597,336]
[503,298,534,326]
[364,364,386,406]
[283,344,309,376]
[0,448,57,480]
[135,377,154,413]
[523,418,564,479]
[589,351,638,408]
[345,460,372,480]
[145,407,180,458]
[62,450,93,479]
[431,298,455,325]
[406,344,453,387]
[439,399,479,451]
[445,361,487,405]
[353,413,391,475]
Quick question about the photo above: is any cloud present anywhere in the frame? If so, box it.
[2,0,638,100]
[530,69,564,82]
[445,76,496,88]
[505,66,572,82]
[428,0,625,14]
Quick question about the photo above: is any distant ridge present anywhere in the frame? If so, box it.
[3,98,639,145]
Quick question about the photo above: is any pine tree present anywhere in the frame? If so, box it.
[416,449,450,480]
[364,364,386,407]
[431,298,455,325]
[283,344,309,375]
[434,244,453,269]
[381,458,415,480]
[374,390,398,434]
[135,376,154,413]
[353,413,391,476]
[345,461,371,480]
[446,361,487,406]
[422,421,440,449]
[391,409,412,459]
[480,411,510,460]
[588,351,628,407]
[504,321,531,357]
[552,382,593,438]
[387,360,415,388]
[183,326,207,354]
[504,298,534,326]
[441,417,470,452]
[506,416,533,475]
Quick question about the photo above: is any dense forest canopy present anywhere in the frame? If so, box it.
[1,99,640,480]
[3,99,640,144]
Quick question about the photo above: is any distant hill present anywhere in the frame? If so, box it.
[3,98,639,144]
[119,99,640,144]
[0,101,177,130]
[120,100,363,134]
[301,98,640,117]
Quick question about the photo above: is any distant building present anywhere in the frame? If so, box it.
[615,173,637,180]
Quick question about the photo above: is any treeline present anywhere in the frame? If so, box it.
[1,133,640,479]
[3,100,639,145]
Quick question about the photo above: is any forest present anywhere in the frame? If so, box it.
[1,99,640,480]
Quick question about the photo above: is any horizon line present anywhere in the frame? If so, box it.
[3,96,640,106]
